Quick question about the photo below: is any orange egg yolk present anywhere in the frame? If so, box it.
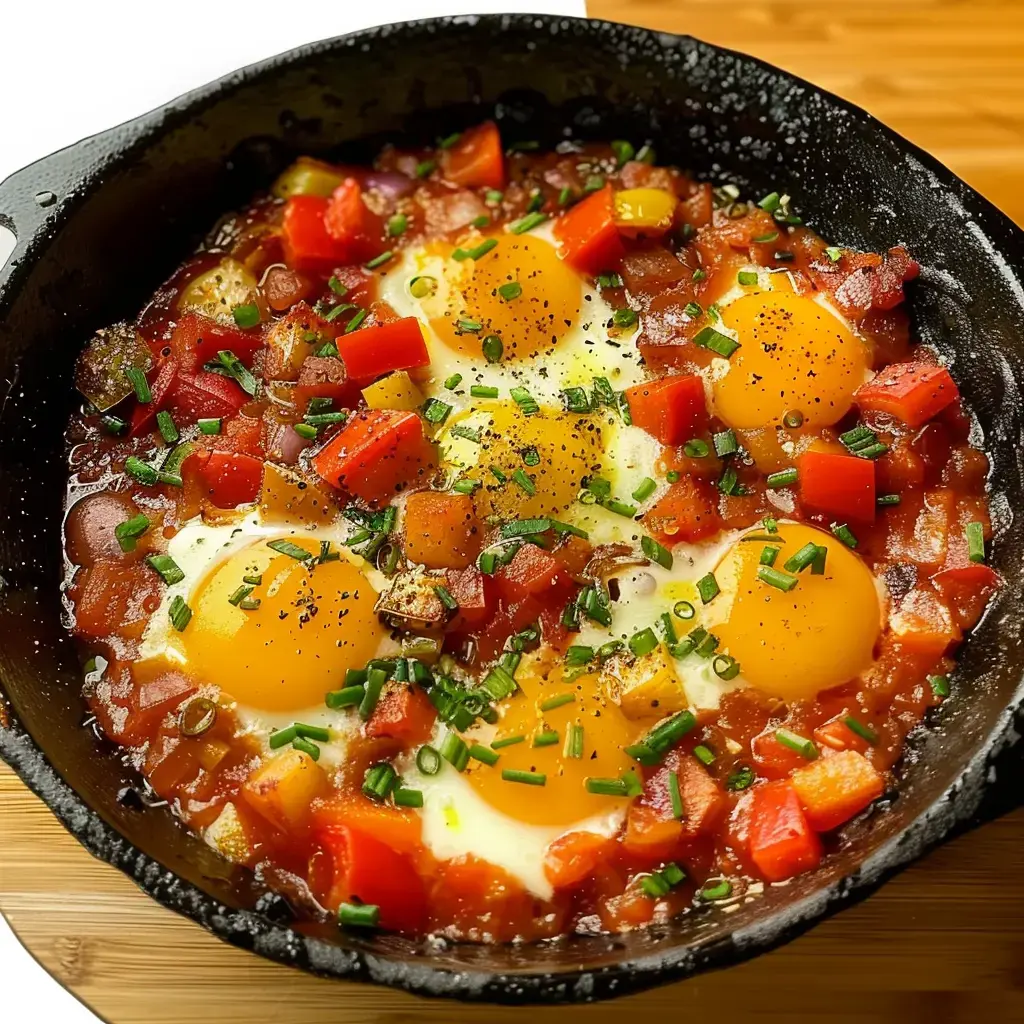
[429,234,581,360]
[704,522,881,702]
[713,284,868,429]
[178,537,386,712]
[466,661,646,827]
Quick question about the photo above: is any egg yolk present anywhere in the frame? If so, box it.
[712,285,868,429]
[428,234,582,361]
[703,523,881,702]
[442,400,607,522]
[178,537,387,712]
[467,661,645,827]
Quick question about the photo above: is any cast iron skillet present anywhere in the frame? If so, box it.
[2,12,1024,1005]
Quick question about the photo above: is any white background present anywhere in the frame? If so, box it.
[0,1,584,1021]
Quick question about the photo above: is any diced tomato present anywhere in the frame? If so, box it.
[931,563,1000,631]
[544,832,617,889]
[554,185,626,275]
[890,587,961,659]
[169,313,264,375]
[185,450,264,508]
[130,358,179,435]
[318,824,428,934]
[623,802,683,860]
[474,594,546,664]
[798,450,876,523]
[748,781,823,882]
[645,754,726,841]
[71,560,161,640]
[336,317,430,381]
[791,750,885,832]
[323,179,385,262]
[807,245,919,318]
[171,370,251,425]
[121,671,196,746]
[855,362,959,428]
[444,567,495,631]
[751,729,816,779]
[366,685,436,745]
[494,543,572,605]
[312,409,435,504]
[643,475,722,543]
[813,717,871,755]
[440,121,505,190]
[625,374,707,446]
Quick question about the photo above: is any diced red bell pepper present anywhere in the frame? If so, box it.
[440,121,505,190]
[312,409,435,504]
[71,560,161,640]
[931,563,1000,631]
[643,475,722,543]
[625,374,707,446]
[283,185,383,272]
[365,685,436,745]
[444,567,495,631]
[318,824,428,934]
[130,358,179,435]
[495,543,572,605]
[748,781,823,882]
[554,185,626,276]
[808,245,919,318]
[646,753,727,841]
[336,316,430,381]
[185,450,264,508]
[324,179,385,262]
[798,450,876,523]
[169,313,264,375]
[544,832,617,889]
[855,362,960,428]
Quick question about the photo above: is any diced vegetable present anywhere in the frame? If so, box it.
[186,450,264,509]
[178,257,257,322]
[259,463,335,526]
[242,748,327,831]
[494,543,572,605]
[748,781,822,882]
[643,476,722,544]
[623,802,683,858]
[312,410,435,504]
[336,317,430,380]
[553,185,626,275]
[625,374,707,446]
[404,491,481,569]
[169,312,264,375]
[72,560,161,639]
[889,587,961,659]
[798,450,876,523]
[271,156,347,199]
[791,749,885,831]
[376,572,448,630]
[544,831,617,889]
[263,302,333,381]
[601,645,687,720]
[362,371,425,411]
[282,182,384,271]
[324,178,385,261]
[613,188,679,237]
[855,362,959,428]
[443,567,495,631]
[75,323,152,412]
[931,562,1000,631]
[440,121,505,190]
[366,685,437,745]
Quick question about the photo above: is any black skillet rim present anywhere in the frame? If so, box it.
[1,12,1023,1005]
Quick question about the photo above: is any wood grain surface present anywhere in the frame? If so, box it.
[4,2,1024,1021]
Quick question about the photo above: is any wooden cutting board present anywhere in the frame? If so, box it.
[4,3,1024,1020]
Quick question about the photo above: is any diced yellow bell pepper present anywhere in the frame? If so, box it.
[613,188,678,236]
[260,463,336,527]
[242,748,326,831]
[601,644,688,720]
[361,371,425,411]
[271,157,346,199]
[178,257,257,321]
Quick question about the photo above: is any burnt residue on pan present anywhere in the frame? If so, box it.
[3,13,1024,1004]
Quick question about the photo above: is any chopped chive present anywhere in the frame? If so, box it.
[422,398,452,425]
[643,536,675,569]
[228,585,253,607]
[457,318,483,334]
[784,542,821,574]
[632,477,657,503]
[409,275,437,299]
[468,743,500,767]
[339,902,379,928]
[602,498,638,519]
[358,668,387,720]
[668,771,684,818]
[198,417,222,435]
[521,446,540,467]
[450,424,482,444]
[439,730,470,772]
[365,250,394,270]
[328,276,348,297]
[510,386,539,415]
[757,565,798,592]
[738,270,758,286]
[758,191,781,213]
[611,139,635,166]
[966,521,986,563]
[124,456,159,485]
[766,467,799,489]
[561,386,591,413]
[416,159,436,178]
[500,517,551,538]
[845,715,879,745]
[146,554,185,585]
[491,734,525,750]
[267,539,311,562]
[291,736,320,760]
[697,573,720,604]
[511,469,536,495]
[471,214,491,229]
[268,725,297,749]
[727,765,756,791]
[877,493,901,507]
[694,744,715,766]
[831,522,858,549]
[929,674,950,698]
[700,879,733,901]
[482,334,503,362]
[125,366,153,403]
[775,728,818,760]
[362,762,397,801]
[713,430,738,457]
[168,595,192,632]
[596,272,624,289]
[416,744,441,775]
[558,185,575,206]
[673,600,695,621]
[345,309,368,334]
[539,692,576,715]
[533,729,559,748]
[586,777,629,796]
[453,238,498,262]
[114,514,150,553]
[453,478,480,495]
[470,384,499,399]
[433,585,458,612]
[485,189,504,205]
[684,301,703,318]
[694,326,740,358]
[498,281,522,301]
[100,414,128,435]
[325,684,365,710]
[213,350,258,395]
[760,545,780,567]
[564,723,584,759]
[684,439,709,458]
[713,654,740,680]
[509,212,547,235]
[481,664,517,701]
[752,231,780,243]
[153,411,179,445]
[502,769,546,786]
[293,423,317,440]
[394,787,424,808]
[810,545,827,575]
[444,373,463,390]
[629,627,659,658]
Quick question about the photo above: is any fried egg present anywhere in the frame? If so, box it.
[137,511,397,763]
[703,269,871,430]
